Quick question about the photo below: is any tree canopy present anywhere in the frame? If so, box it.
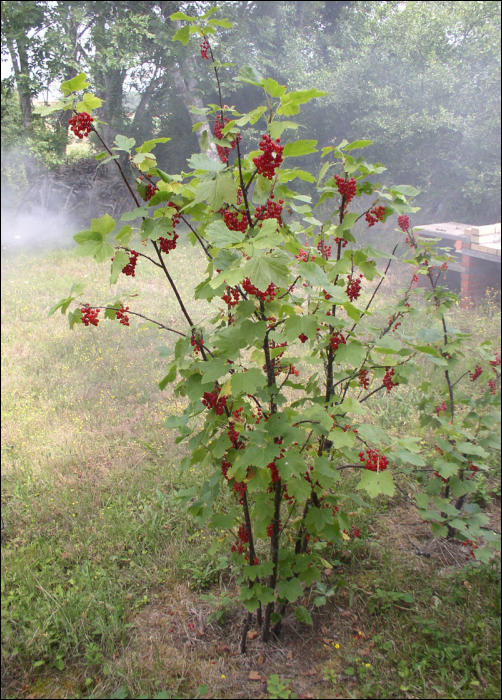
[1,0,500,224]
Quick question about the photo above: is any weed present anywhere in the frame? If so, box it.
[266,674,298,700]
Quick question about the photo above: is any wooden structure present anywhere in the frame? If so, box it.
[414,222,501,307]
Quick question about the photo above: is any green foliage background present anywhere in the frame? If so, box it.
[1,0,501,224]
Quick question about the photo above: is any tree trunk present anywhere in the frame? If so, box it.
[171,59,219,160]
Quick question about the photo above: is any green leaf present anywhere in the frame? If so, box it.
[234,65,264,87]
[205,220,245,247]
[244,253,291,290]
[82,92,103,111]
[283,140,318,158]
[295,605,313,625]
[191,172,238,211]
[278,89,329,116]
[207,18,233,28]
[283,475,310,501]
[312,456,340,489]
[137,138,170,153]
[110,250,130,285]
[305,507,332,532]
[61,72,90,95]
[390,185,420,198]
[344,140,373,151]
[113,135,136,153]
[187,153,226,172]
[357,470,395,499]
[334,341,366,366]
[91,213,115,236]
[356,424,389,445]
[74,231,114,262]
[230,368,266,396]
[373,336,401,353]
[328,427,355,449]
[234,106,267,127]
[252,584,276,605]
[200,359,229,384]
[170,11,197,21]
[456,442,488,457]
[211,511,236,529]
[277,577,303,602]
[53,658,65,671]
[262,78,287,97]
[269,121,300,139]
[394,448,426,467]
[121,207,148,221]
[159,365,177,390]
[172,25,191,44]
[115,225,132,245]
[251,218,283,248]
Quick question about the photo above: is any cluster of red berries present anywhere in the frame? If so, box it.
[469,365,483,382]
[213,116,241,164]
[255,196,283,225]
[434,470,449,484]
[398,215,410,232]
[461,539,478,558]
[228,424,244,450]
[365,206,386,227]
[383,367,398,392]
[346,274,363,301]
[359,369,370,390]
[490,350,501,371]
[412,273,419,283]
[267,461,281,484]
[231,543,244,555]
[440,262,448,272]
[264,340,289,376]
[334,236,348,248]
[467,461,479,479]
[436,402,448,416]
[334,175,357,204]
[81,304,100,327]
[237,524,249,544]
[144,183,158,202]
[317,241,331,260]
[253,135,284,180]
[343,526,361,538]
[296,248,314,262]
[115,306,130,326]
[121,250,139,277]
[266,520,282,537]
[330,332,346,352]
[298,333,308,344]
[159,233,179,254]
[190,334,204,355]
[222,287,240,307]
[488,378,498,395]
[233,481,247,503]
[359,448,388,471]
[202,387,227,415]
[68,111,93,139]
[221,458,231,480]
[223,209,248,233]
[200,37,210,60]
[242,277,278,302]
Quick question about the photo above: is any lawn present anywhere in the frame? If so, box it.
[1,238,500,700]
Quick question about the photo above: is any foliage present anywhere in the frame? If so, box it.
[39,10,500,648]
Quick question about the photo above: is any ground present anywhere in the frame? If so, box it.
[1,242,500,700]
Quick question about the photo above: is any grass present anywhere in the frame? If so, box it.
[1,238,501,699]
